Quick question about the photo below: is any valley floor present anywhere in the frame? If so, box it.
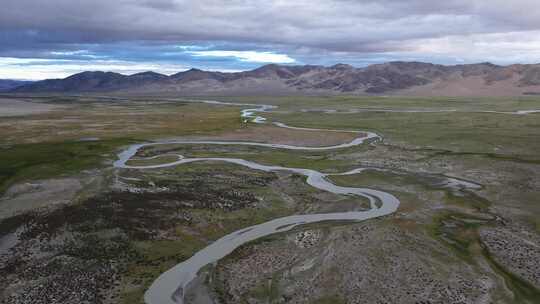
[0,95,539,304]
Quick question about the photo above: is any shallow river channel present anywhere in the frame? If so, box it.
[114,100,402,304]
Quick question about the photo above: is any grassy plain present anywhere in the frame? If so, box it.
[0,94,539,303]
[0,95,242,193]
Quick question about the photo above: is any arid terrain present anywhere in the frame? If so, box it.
[0,94,539,304]
[9,62,540,96]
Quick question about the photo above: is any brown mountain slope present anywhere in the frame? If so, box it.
[12,62,540,96]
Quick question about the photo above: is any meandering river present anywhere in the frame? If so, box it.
[113,100,415,304]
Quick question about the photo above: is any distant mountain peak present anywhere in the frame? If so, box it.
[131,71,166,77]
[0,79,34,92]
[331,63,354,70]
[65,70,123,79]
[11,61,540,96]
[257,63,280,69]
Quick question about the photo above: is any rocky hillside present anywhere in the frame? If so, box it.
[0,79,33,92]
[11,62,540,96]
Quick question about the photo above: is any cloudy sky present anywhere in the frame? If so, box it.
[2,0,540,79]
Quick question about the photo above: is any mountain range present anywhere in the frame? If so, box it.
[10,62,540,96]
[0,79,34,92]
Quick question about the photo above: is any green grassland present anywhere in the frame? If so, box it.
[268,110,540,159]
[205,95,540,161]
[0,95,242,144]
[0,139,132,193]
[1,94,539,303]
[0,95,243,192]
[210,95,540,111]
[128,143,361,172]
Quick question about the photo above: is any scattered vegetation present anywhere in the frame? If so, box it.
[1,95,539,303]
[0,139,133,193]
[265,96,540,160]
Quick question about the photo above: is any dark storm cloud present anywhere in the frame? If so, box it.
[2,0,540,51]
[2,1,540,79]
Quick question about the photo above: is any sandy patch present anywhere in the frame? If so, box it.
[0,98,64,117]
[0,178,82,219]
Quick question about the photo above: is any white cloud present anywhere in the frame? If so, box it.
[188,50,295,64]
[408,30,540,63]
[0,57,68,65]
[175,45,210,51]
[0,57,247,80]
[50,50,90,56]
[0,57,184,80]
[49,50,106,59]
